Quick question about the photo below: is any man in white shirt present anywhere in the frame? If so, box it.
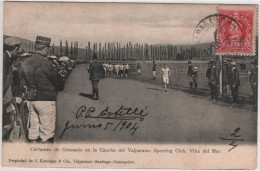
[160,64,171,92]
[107,63,113,77]
[119,64,124,79]
[114,64,119,77]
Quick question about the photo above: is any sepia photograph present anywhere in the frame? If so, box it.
[1,1,258,169]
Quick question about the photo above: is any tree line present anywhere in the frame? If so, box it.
[83,42,216,61]
[16,37,216,61]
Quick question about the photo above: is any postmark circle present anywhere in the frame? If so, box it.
[193,14,242,44]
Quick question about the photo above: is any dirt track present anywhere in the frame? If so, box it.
[55,64,256,144]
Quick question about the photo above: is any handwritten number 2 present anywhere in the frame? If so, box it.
[230,127,240,137]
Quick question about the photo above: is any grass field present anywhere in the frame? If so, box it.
[126,60,253,97]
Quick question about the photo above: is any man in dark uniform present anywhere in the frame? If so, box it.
[3,36,21,140]
[209,62,219,101]
[22,36,64,143]
[88,54,105,100]
[206,61,212,85]
[229,62,240,103]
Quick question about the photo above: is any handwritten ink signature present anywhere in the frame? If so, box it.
[60,105,148,139]
[76,105,148,121]
[219,128,244,152]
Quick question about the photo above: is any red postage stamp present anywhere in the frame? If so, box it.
[217,6,257,55]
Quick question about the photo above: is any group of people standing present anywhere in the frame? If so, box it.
[206,59,241,103]
[3,36,71,143]
[103,62,130,79]
[205,58,258,107]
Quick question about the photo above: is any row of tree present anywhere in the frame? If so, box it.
[83,42,216,61]
[19,39,216,61]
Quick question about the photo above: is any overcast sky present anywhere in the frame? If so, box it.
[4,2,218,48]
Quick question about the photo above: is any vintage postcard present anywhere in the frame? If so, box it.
[1,1,258,169]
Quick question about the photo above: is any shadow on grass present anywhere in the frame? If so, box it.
[147,87,162,91]
[79,92,93,100]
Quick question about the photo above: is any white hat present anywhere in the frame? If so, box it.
[59,56,70,61]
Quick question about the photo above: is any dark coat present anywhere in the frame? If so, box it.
[3,51,13,105]
[187,66,192,76]
[22,53,64,101]
[152,64,157,71]
[229,67,240,87]
[88,61,105,80]
[209,67,219,85]
[206,68,211,78]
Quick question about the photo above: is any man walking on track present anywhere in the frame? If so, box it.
[22,36,64,143]
[88,54,105,100]
[160,63,171,92]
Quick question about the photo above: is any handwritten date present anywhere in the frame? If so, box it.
[60,105,148,139]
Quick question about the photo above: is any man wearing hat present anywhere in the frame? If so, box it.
[3,36,22,140]
[21,36,64,143]
[228,61,240,103]
[88,54,105,100]
[209,61,219,101]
